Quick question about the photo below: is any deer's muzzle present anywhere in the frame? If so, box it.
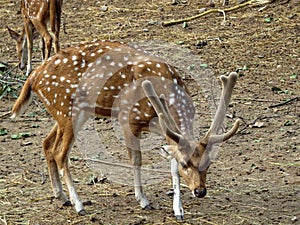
[193,187,207,198]
[19,62,26,70]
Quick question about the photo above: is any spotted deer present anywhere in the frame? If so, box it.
[7,0,62,76]
[11,40,240,220]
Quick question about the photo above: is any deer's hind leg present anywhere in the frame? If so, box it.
[52,116,88,215]
[43,123,70,206]
[31,19,52,60]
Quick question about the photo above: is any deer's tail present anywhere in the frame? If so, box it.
[10,78,33,119]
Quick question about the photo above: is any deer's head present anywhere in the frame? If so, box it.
[7,26,39,70]
[143,72,240,197]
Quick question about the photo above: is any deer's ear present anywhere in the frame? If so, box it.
[198,149,211,172]
[160,145,189,169]
[7,26,20,41]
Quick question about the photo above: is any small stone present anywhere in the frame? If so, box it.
[199,8,206,13]
[148,20,158,25]
[291,216,298,222]
[171,0,178,5]
[100,5,108,12]
[21,141,32,146]
[287,14,296,19]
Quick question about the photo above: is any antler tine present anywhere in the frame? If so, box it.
[142,80,167,117]
[157,113,182,143]
[142,80,183,140]
[204,72,239,143]
[208,119,241,143]
[159,94,181,134]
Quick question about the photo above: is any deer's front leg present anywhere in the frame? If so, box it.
[128,147,152,209]
[20,37,28,71]
[40,36,45,62]
[124,127,151,209]
[23,23,33,76]
[171,158,184,220]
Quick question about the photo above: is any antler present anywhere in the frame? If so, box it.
[142,80,182,141]
[142,80,192,166]
[203,72,240,144]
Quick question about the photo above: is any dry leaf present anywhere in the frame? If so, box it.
[251,121,265,128]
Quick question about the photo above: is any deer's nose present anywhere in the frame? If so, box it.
[193,188,207,198]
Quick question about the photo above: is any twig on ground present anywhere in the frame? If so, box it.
[268,97,299,108]
[258,5,267,11]
[1,63,19,75]
[235,97,279,103]
[30,195,54,203]
[0,111,11,119]
[219,10,227,25]
[0,75,24,85]
[0,216,7,225]
[238,115,281,132]
[274,0,292,6]
[6,60,42,63]
[269,161,300,167]
[0,62,25,84]
[207,37,222,43]
[162,0,273,26]
[85,158,170,174]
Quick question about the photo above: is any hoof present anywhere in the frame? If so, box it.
[63,200,72,207]
[78,209,87,216]
[176,215,184,222]
[166,189,174,196]
[143,205,154,210]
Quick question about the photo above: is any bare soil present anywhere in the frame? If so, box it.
[0,0,299,224]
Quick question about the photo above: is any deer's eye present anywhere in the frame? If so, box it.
[184,167,191,175]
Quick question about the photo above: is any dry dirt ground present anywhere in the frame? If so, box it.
[0,0,299,224]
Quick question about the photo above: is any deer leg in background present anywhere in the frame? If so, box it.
[40,36,45,61]
[123,122,151,209]
[53,2,61,53]
[54,122,86,215]
[53,28,60,54]
[130,148,153,209]
[171,158,184,220]
[20,35,28,71]
[43,123,70,206]
[32,20,52,60]
[23,22,34,76]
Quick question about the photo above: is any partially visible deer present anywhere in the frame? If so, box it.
[7,0,62,76]
[11,40,240,220]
